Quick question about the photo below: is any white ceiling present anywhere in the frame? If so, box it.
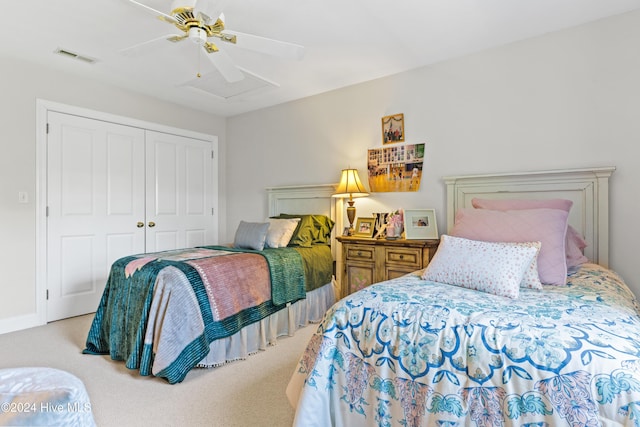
[3,0,640,117]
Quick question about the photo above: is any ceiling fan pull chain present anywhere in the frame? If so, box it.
[197,44,201,78]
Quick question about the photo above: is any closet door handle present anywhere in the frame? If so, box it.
[148,222,156,228]
[136,222,144,228]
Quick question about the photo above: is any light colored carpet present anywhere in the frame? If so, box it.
[0,314,316,426]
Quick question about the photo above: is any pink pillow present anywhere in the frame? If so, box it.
[471,198,588,267]
[471,198,573,212]
[451,208,569,285]
[565,225,588,268]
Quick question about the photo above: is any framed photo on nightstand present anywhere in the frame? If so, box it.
[404,209,438,239]
[354,217,375,238]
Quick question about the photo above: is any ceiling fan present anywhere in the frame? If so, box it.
[122,0,305,83]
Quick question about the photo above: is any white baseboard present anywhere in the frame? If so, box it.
[0,313,45,335]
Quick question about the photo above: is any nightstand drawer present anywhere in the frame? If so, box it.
[345,244,375,262]
[383,247,422,268]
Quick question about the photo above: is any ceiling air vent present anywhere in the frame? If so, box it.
[54,48,98,64]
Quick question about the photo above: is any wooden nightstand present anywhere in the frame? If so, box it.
[336,236,439,298]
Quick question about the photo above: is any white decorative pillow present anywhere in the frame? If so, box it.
[506,242,543,290]
[265,218,301,248]
[451,208,569,285]
[422,235,541,299]
[233,221,270,251]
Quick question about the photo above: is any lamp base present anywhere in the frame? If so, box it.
[346,201,356,235]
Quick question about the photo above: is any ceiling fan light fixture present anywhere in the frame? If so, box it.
[188,27,207,45]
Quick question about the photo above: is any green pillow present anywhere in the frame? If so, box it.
[272,214,335,247]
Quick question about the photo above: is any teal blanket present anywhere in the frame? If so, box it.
[84,247,306,384]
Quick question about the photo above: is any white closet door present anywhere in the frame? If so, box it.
[47,112,146,321]
[145,130,214,252]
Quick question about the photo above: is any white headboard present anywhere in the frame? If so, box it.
[443,167,615,267]
[266,184,340,259]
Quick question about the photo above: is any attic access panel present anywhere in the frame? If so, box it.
[181,67,279,99]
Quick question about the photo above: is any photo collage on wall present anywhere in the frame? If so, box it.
[368,113,425,193]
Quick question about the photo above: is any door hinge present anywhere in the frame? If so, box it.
[46,206,49,217]
[46,289,49,300]
[211,150,214,159]
[46,123,49,134]
[211,207,215,215]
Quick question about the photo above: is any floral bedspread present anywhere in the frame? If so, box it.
[286,263,640,426]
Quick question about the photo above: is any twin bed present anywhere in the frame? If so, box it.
[285,167,640,426]
[83,184,340,384]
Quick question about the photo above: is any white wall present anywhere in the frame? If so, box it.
[0,57,226,332]
[226,11,640,296]
[3,9,639,334]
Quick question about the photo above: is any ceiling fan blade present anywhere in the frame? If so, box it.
[126,0,178,24]
[120,34,182,57]
[193,0,230,23]
[170,0,196,9]
[203,46,245,83]
[221,31,305,60]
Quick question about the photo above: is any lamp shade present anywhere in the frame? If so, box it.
[332,169,369,198]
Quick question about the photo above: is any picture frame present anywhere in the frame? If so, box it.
[403,209,438,239]
[381,113,404,144]
[372,212,389,239]
[342,227,351,236]
[367,143,424,192]
[354,217,375,238]
[373,223,387,240]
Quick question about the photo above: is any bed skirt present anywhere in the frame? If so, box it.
[196,278,337,368]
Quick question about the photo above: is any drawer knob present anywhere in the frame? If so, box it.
[357,251,362,256]
[399,255,404,260]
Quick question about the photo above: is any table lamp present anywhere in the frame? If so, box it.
[333,168,370,235]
